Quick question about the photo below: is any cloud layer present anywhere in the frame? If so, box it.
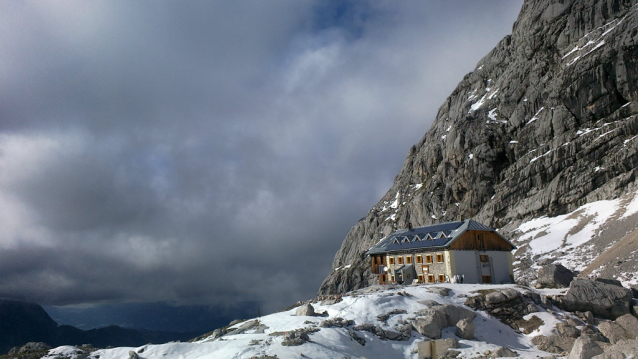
[0,1,522,313]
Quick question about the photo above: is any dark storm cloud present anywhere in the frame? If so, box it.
[0,1,522,314]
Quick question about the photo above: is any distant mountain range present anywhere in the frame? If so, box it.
[0,299,201,354]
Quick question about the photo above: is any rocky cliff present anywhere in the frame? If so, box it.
[319,0,638,295]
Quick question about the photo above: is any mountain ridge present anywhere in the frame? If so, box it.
[319,0,638,295]
[0,299,199,354]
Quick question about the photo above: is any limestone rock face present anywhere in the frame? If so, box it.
[319,0,638,295]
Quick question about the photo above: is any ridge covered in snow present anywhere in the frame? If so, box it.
[42,284,573,359]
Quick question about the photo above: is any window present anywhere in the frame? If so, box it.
[425,255,433,263]
[416,255,423,263]
[422,265,429,273]
[406,256,413,264]
[390,275,395,282]
[482,275,492,284]
[418,275,424,283]
[389,257,395,265]
[436,253,444,263]
[438,274,446,282]
[397,257,404,265]
[480,254,490,263]
[406,273,411,280]
[427,274,435,283]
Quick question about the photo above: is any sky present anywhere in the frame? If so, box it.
[0,0,523,328]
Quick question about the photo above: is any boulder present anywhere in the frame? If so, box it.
[485,288,519,305]
[615,313,638,339]
[295,303,315,316]
[485,291,508,304]
[568,336,603,359]
[427,287,451,296]
[531,334,576,354]
[490,346,519,357]
[438,304,476,327]
[558,278,632,319]
[598,321,628,344]
[455,318,474,340]
[410,309,447,339]
[555,322,580,338]
[537,264,574,288]
[592,338,638,359]
[129,351,140,359]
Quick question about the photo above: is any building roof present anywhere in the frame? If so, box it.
[366,219,515,255]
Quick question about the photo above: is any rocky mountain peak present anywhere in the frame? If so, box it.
[319,0,638,295]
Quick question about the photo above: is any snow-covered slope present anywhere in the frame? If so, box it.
[41,284,573,359]
[513,185,638,287]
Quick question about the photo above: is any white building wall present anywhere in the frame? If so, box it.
[450,250,513,284]
[490,251,514,284]
[450,251,480,283]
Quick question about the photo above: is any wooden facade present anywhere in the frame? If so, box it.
[448,230,513,251]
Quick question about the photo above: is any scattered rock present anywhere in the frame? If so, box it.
[537,264,575,288]
[377,309,407,323]
[557,278,632,319]
[568,336,603,359]
[320,317,354,328]
[295,303,316,316]
[353,323,409,341]
[280,328,319,346]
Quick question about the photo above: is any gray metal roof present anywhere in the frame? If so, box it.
[366,219,515,255]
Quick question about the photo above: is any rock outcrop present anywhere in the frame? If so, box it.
[537,263,575,288]
[320,0,638,295]
[556,278,633,319]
